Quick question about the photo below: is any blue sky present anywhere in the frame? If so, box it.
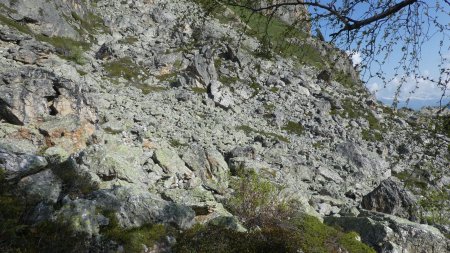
[310,1,450,109]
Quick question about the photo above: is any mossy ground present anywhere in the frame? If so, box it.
[282,121,305,136]
[191,87,208,94]
[71,11,110,35]
[36,34,90,64]
[103,57,147,80]
[175,215,375,253]
[237,125,290,143]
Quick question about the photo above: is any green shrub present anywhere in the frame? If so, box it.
[227,171,293,226]
[174,215,375,253]
[418,190,450,225]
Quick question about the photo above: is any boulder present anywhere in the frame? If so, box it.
[335,142,389,180]
[0,148,47,181]
[154,147,194,177]
[208,80,234,109]
[92,186,195,229]
[188,46,217,86]
[53,198,108,236]
[0,67,96,126]
[54,135,149,191]
[39,115,95,154]
[361,178,419,221]
[0,0,88,38]
[325,210,450,253]
[17,169,62,204]
[182,145,229,194]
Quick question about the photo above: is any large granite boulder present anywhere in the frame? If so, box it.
[361,178,419,221]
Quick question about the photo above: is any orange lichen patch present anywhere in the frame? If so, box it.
[16,127,33,139]
[142,139,157,149]
[42,121,95,153]
[6,126,45,149]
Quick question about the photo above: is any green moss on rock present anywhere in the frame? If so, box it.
[101,212,169,252]
[237,125,289,143]
[282,121,305,135]
[104,57,148,81]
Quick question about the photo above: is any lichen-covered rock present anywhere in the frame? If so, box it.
[17,169,62,204]
[39,115,95,154]
[53,134,150,191]
[0,67,96,127]
[0,0,448,251]
[53,198,108,236]
[154,147,195,180]
[325,211,450,253]
[92,186,195,230]
[182,145,229,194]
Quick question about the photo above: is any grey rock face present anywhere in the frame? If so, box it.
[0,0,87,38]
[0,148,47,181]
[335,142,389,180]
[325,211,449,253]
[361,178,419,221]
[189,47,218,86]
[17,169,62,204]
[0,67,95,126]
[182,145,229,194]
[92,186,195,229]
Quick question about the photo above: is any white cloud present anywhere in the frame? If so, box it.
[367,74,449,102]
[346,51,362,67]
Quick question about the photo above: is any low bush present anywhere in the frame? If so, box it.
[227,171,293,227]
[175,215,375,253]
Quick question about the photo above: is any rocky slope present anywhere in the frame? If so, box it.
[0,0,449,252]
